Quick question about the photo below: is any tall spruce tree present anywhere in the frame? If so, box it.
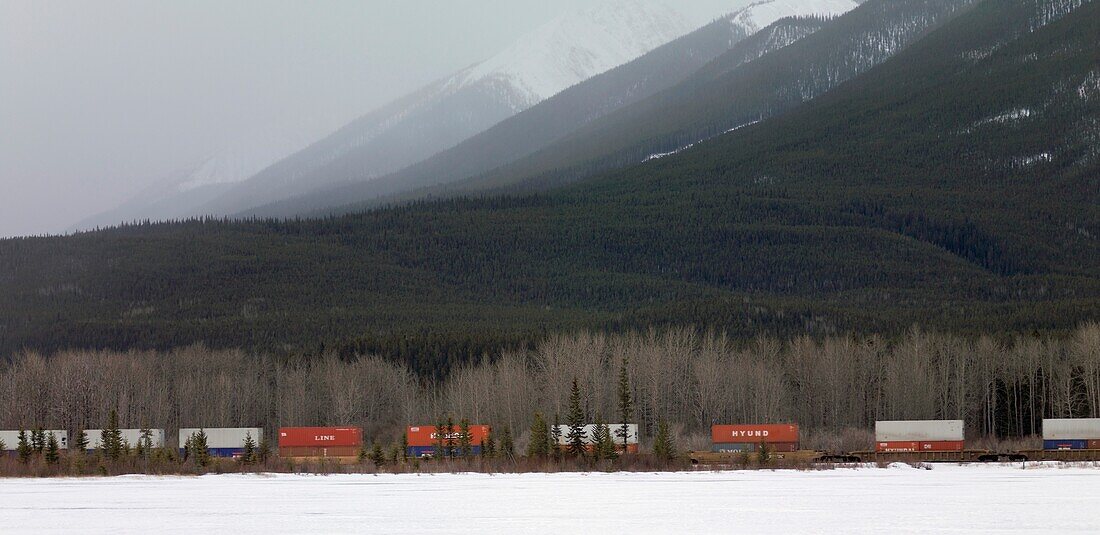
[370,443,385,467]
[31,427,45,454]
[551,414,563,460]
[445,417,456,459]
[499,425,514,460]
[45,432,60,464]
[482,430,496,459]
[241,432,257,465]
[257,435,271,463]
[458,419,472,458]
[757,441,771,465]
[653,420,675,463]
[617,356,633,453]
[73,428,89,453]
[566,378,587,458]
[527,412,550,457]
[433,418,446,459]
[137,427,153,459]
[401,432,409,463]
[101,409,123,461]
[16,430,31,464]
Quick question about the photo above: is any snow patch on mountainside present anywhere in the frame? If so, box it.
[729,0,858,34]
[452,0,693,111]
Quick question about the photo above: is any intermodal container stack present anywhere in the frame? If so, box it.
[406,425,491,458]
[278,427,362,459]
[711,424,799,453]
[1043,419,1100,450]
[875,420,964,452]
[86,429,166,450]
[553,424,640,453]
[0,430,69,450]
[179,427,264,457]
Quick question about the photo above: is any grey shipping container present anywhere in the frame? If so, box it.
[0,430,69,450]
[178,427,264,456]
[86,429,165,449]
[1042,419,1100,440]
[875,420,964,442]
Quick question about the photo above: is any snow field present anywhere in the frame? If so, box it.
[1,463,1098,534]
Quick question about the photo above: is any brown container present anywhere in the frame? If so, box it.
[712,424,799,444]
[1089,440,1100,450]
[279,446,360,458]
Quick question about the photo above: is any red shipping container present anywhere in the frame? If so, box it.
[407,425,491,447]
[712,424,799,445]
[278,427,362,448]
[876,441,965,452]
[876,441,920,452]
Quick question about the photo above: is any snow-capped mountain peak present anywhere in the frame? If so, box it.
[731,0,860,33]
[453,0,694,110]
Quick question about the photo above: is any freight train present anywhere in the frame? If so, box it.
[689,418,1100,465]
[5,418,1100,465]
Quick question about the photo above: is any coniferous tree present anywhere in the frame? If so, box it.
[17,430,32,464]
[31,427,45,454]
[433,418,446,459]
[653,420,675,463]
[73,428,89,453]
[566,378,587,458]
[551,414,563,460]
[101,409,123,461]
[136,427,153,459]
[241,432,257,465]
[445,417,456,459]
[401,432,409,463]
[45,432,60,464]
[499,425,515,460]
[482,431,496,459]
[369,443,385,467]
[594,419,616,461]
[757,441,771,465]
[0,438,5,452]
[458,419,472,459]
[257,435,271,464]
[617,356,633,453]
[527,412,550,457]
[188,430,210,467]
[389,445,401,465]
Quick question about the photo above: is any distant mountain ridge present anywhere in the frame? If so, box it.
[241,0,859,218]
[183,0,697,218]
[253,0,967,218]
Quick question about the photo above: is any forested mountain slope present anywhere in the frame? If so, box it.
[242,2,858,218]
[0,0,1096,375]
[278,0,978,218]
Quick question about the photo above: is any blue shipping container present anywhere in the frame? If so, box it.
[1044,440,1089,450]
[407,446,483,458]
[178,447,246,458]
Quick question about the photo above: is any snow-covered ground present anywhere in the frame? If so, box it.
[2,464,1098,533]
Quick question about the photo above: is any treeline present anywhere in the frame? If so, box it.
[3,324,1097,453]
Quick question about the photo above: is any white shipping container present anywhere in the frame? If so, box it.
[553,424,638,446]
[1043,419,1100,440]
[85,429,165,449]
[875,420,964,442]
[178,428,264,450]
[0,430,69,450]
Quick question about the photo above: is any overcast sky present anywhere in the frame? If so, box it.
[0,0,738,238]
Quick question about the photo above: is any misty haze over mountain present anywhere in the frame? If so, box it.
[0,0,751,238]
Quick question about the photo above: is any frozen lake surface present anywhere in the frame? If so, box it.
[2,463,1099,533]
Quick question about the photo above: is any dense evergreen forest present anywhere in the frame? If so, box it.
[2,0,1100,372]
[0,0,1096,373]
